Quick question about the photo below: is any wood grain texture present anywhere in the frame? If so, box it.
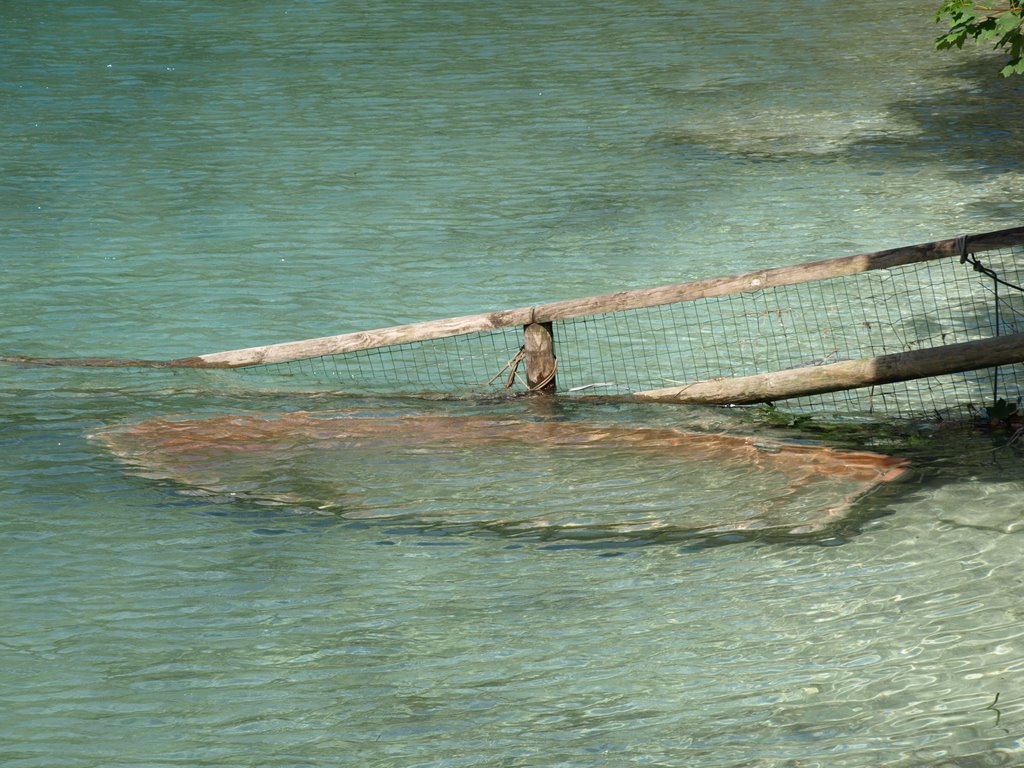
[191,307,534,368]
[5,226,1023,371]
[192,225,1024,368]
[634,333,1024,405]
[524,322,557,392]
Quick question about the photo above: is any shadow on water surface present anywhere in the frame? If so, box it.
[856,57,1024,159]
[842,56,1024,220]
[174,485,898,553]
[651,55,1024,207]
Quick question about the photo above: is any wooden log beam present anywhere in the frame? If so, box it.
[4,225,1023,370]
[633,333,1024,405]
[181,307,535,368]
[186,225,1024,368]
[530,224,1024,323]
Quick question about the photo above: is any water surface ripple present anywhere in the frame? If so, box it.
[4,1,1024,766]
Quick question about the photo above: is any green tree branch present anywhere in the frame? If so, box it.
[936,1,1024,75]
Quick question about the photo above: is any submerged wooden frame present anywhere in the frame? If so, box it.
[94,412,911,535]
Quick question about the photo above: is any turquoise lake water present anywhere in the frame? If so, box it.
[5,2,1024,766]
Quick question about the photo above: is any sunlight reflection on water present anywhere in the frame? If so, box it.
[5,0,1024,765]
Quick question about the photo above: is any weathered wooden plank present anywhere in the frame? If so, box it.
[189,225,1024,367]
[532,225,1024,322]
[524,322,557,392]
[5,225,1023,371]
[188,307,535,368]
[633,332,1024,405]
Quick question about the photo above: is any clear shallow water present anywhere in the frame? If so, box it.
[4,1,1024,766]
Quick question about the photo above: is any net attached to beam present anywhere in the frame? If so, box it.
[555,245,1024,418]
[230,239,1024,420]
[236,326,531,395]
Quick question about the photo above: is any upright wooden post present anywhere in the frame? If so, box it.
[524,322,557,393]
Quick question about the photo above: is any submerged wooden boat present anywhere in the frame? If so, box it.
[93,412,908,536]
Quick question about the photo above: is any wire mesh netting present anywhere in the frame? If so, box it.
[235,244,1024,420]
[237,326,529,395]
[555,246,1024,418]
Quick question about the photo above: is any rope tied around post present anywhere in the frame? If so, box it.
[484,338,557,392]
[528,358,558,392]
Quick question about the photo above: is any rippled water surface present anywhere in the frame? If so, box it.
[5,2,1024,766]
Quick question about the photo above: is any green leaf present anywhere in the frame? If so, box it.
[995,12,1023,36]
[936,0,975,22]
[936,3,1024,76]
[1000,57,1024,76]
